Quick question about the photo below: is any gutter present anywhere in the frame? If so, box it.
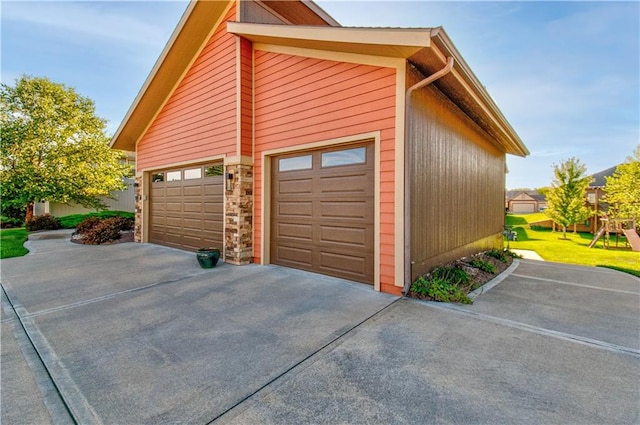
[402,56,455,296]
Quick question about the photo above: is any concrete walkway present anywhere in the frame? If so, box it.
[2,233,639,424]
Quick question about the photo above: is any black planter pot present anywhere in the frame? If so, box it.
[196,247,220,269]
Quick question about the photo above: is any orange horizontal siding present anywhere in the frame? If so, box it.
[137,6,238,171]
[253,50,397,291]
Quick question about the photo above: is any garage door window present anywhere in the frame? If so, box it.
[321,147,365,167]
[205,165,224,177]
[152,172,164,182]
[166,171,181,181]
[279,155,312,172]
[184,168,202,180]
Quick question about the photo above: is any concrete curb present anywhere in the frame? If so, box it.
[468,259,520,301]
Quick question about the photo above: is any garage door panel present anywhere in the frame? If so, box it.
[165,186,182,197]
[278,179,313,195]
[275,245,313,268]
[183,186,203,197]
[319,174,370,195]
[319,252,372,281]
[319,225,367,247]
[276,201,312,218]
[183,202,203,213]
[320,201,369,220]
[276,222,313,241]
[271,143,374,285]
[182,218,203,230]
[150,163,223,251]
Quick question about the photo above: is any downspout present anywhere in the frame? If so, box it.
[402,56,455,295]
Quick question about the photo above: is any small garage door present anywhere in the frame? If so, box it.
[271,144,374,284]
[150,163,223,251]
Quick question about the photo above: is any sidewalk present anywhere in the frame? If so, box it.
[511,249,544,261]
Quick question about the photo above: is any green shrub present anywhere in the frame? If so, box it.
[485,249,508,263]
[469,258,496,274]
[58,211,134,229]
[82,217,124,245]
[431,265,471,285]
[410,276,472,304]
[505,249,522,259]
[25,214,60,232]
[0,215,23,229]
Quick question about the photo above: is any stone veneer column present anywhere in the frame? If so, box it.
[224,159,253,265]
[134,174,143,243]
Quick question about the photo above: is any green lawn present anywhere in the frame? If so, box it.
[0,228,29,259]
[506,214,640,277]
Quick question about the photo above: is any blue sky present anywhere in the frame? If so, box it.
[2,1,638,189]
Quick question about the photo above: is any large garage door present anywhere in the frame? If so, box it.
[150,163,223,251]
[271,144,374,284]
[511,202,535,214]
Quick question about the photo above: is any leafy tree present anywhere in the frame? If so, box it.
[0,76,130,221]
[604,145,640,220]
[544,157,592,239]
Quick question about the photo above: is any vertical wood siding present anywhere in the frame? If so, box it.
[253,51,397,288]
[137,6,238,171]
[409,72,505,280]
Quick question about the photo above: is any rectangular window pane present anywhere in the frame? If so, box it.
[166,171,181,181]
[322,147,366,167]
[151,173,164,182]
[205,165,224,177]
[279,155,312,172]
[184,168,202,180]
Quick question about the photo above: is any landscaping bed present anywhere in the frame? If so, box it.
[407,249,517,304]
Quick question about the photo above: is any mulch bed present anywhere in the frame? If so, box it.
[70,230,134,245]
[407,251,513,302]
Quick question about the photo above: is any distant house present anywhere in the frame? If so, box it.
[110,0,528,295]
[515,166,620,233]
[506,191,547,214]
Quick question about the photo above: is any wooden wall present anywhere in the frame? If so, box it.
[408,68,505,280]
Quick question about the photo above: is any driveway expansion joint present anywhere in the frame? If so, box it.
[413,299,640,357]
[208,296,403,424]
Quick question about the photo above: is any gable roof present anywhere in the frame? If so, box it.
[111,0,528,158]
[590,165,618,187]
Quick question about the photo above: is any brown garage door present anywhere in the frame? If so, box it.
[271,144,374,284]
[150,163,223,251]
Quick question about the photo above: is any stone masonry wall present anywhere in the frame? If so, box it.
[134,175,143,243]
[224,163,253,265]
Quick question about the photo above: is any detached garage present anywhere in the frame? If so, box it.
[110,0,528,295]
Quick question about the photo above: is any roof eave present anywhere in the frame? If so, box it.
[429,28,529,157]
[227,21,432,57]
[110,1,232,151]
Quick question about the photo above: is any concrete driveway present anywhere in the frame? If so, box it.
[2,233,639,424]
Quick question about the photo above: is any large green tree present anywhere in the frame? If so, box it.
[544,157,592,239]
[604,145,640,220]
[1,76,130,221]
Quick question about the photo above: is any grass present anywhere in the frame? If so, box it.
[506,214,640,277]
[0,211,134,260]
[57,210,134,229]
[0,228,29,259]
